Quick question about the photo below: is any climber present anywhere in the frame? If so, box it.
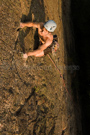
[20,20,57,59]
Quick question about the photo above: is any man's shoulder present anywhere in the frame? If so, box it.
[45,37,53,47]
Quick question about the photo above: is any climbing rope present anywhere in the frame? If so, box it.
[47,54,72,100]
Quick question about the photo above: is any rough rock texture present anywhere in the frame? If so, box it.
[0,0,82,135]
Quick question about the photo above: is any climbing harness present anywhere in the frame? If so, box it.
[51,41,59,55]
[52,34,59,55]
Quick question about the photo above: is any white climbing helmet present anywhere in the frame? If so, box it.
[44,20,57,32]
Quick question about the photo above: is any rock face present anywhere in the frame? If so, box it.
[0,0,82,135]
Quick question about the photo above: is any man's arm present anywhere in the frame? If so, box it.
[27,44,47,56]
[20,22,41,29]
[24,39,52,57]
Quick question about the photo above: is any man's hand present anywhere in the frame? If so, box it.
[20,22,25,28]
[22,53,28,59]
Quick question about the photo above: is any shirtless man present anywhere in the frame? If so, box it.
[20,20,57,59]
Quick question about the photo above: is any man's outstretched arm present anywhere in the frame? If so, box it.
[20,22,40,28]
[27,44,47,57]
[23,39,52,58]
